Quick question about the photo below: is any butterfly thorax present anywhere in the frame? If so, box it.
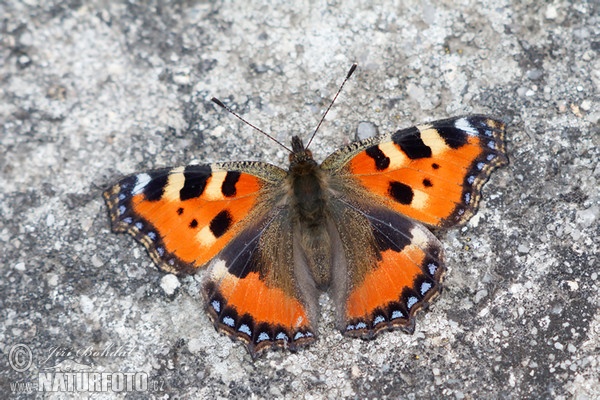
[288,135,332,287]
[288,138,327,228]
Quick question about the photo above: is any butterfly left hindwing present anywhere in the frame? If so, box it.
[202,205,319,356]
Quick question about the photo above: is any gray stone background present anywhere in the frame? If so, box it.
[1,1,598,399]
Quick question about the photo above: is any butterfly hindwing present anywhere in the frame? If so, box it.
[328,198,445,338]
[202,207,318,356]
[323,115,508,228]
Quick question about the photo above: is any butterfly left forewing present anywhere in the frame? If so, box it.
[103,162,286,274]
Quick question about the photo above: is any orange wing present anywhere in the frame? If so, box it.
[202,209,318,357]
[324,115,507,337]
[328,200,445,337]
[323,115,508,228]
[104,162,317,356]
[103,162,285,274]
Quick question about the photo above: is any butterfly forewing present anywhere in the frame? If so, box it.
[323,115,508,228]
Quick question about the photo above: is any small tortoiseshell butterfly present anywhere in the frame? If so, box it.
[103,65,508,358]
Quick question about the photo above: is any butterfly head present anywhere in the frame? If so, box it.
[289,135,315,167]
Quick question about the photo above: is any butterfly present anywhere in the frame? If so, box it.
[103,65,508,358]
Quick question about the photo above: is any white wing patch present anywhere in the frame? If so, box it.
[454,117,478,136]
[132,173,151,195]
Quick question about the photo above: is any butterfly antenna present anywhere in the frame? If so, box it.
[211,97,293,153]
[306,63,357,149]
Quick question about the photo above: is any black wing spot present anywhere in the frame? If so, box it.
[210,210,233,238]
[177,207,184,215]
[436,126,469,149]
[393,127,432,159]
[222,171,241,197]
[144,173,169,201]
[423,178,433,187]
[189,219,198,229]
[180,165,211,201]
[365,146,390,171]
[388,181,414,205]
[432,163,440,169]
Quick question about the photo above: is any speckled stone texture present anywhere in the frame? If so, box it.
[1,1,598,399]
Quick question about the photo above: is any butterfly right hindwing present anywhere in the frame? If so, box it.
[328,196,445,338]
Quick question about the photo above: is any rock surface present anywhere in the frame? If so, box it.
[1,1,598,398]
